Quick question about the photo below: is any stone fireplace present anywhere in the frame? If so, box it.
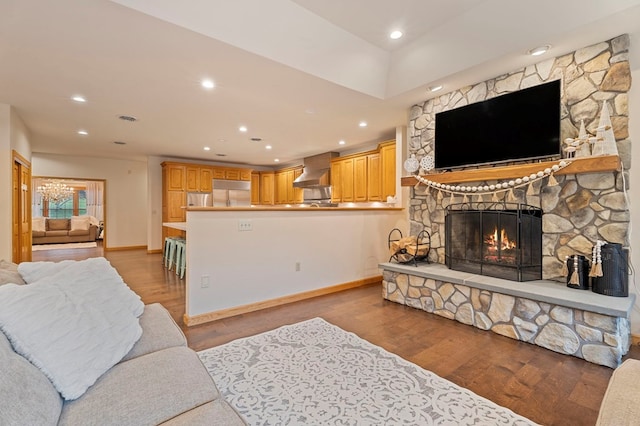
[445,203,542,281]
[379,35,634,368]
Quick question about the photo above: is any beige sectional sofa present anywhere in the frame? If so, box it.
[0,259,246,425]
[32,217,98,245]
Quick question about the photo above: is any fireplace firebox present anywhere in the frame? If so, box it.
[445,203,542,281]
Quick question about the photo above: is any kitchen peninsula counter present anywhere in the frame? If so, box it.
[185,206,403,212]
[183,206,406,326]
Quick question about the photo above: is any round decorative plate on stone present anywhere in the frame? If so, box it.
[403,154,419,173]
[420,155,434,172]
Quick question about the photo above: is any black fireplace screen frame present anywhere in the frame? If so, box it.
[445,202,542,282]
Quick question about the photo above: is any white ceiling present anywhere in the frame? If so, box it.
[2,0,640,168]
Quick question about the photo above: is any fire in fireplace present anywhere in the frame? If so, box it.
[445,203,542,282]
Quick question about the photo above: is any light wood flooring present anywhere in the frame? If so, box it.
[32,244,640,426]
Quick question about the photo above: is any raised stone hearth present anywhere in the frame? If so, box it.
[380,262,635,368]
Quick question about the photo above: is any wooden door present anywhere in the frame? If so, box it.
[167,191,186,221]
[367,153,382,201]
[12,151,31,263]
[354,156,368,202]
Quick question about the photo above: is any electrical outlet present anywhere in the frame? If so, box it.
[201,275,210,288]
[295,262,301,272]
[238,219,252,231]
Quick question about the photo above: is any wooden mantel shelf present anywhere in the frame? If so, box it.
[401,155,621,186]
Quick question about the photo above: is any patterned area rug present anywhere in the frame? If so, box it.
[198,318,536,425]
[32,242,97,251]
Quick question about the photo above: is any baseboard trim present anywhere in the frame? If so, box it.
[184,276,382,327]
[104,245,147,252]
[147,249,162,254]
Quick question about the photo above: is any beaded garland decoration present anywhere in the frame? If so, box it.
[413,159,572,202]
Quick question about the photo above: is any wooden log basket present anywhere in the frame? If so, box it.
[388,229,431,266]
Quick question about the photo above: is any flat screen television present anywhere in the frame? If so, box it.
[434,79,561,170]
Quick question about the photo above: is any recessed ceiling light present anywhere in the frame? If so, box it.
[77,130,88,136]
[201,79,215,89]
[339,140,346,145]
[429,85,443,92]
[72,95,86,103]
[528,45,550,56]
[359,121,367,127]
[274,158,280,163]
[239,126,248,132]
[389,30,403,40]
[265,145,272,150]
[218,138,226,142]
[203,146,211,151]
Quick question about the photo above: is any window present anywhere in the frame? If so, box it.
[46,190,87,218]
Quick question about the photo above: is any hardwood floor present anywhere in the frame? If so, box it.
[32,245,640,426]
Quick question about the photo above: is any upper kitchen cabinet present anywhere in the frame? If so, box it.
[379,141,396,199]
[259,172,275,205]
[251,172,260,205]
[274,166,303,204]
[165,163,185,191]
[330,140,396,203]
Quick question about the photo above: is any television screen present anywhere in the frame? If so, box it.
[434,79,561,170]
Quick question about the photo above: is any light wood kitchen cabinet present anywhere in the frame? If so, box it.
[165,164,185,191]
[380,141,396,199]
[340,158,354,202]
[260,172,275,205]
[199,167,213,191]
[251,172,260,205]
[367,153,382,201]
[211,168,225,179]
[330,140,396,203]
[185,166,199,191]
[274,167,303,204]
[353,156,368,202]
[293,168,304,204]
[330,161,342,203]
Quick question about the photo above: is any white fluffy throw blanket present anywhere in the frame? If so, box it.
[0,257,144,400]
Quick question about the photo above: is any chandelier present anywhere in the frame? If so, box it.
[37,180,74,203]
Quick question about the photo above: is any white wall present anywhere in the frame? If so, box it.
[32,153,147,249]
[628,31,640,334]
[0,105,31,260]
[186,209,407,317]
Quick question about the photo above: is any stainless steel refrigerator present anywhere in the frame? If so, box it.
[212,179,251,207]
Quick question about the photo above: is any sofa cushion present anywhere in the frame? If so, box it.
[70,216,90,231]
[160,400,246,425]
[58,347,220,426]
[32,217,46,232]
[68,229,90,236]
[44,230,68,237]
[32,230,46,238]
[121,303,187,362]
[47,218,70,231]
[0,258,144,400]
[0,331,63,425]
[0,260,25,286]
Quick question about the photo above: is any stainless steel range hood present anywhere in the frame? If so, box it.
[293,152,339,188]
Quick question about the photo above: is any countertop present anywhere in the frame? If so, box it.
[185,206,403,212]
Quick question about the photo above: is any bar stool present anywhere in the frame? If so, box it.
[163,237,176,268]
[174,239,187,279]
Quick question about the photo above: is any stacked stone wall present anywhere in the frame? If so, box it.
[408,35,632,281]
[383,270,630,368]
